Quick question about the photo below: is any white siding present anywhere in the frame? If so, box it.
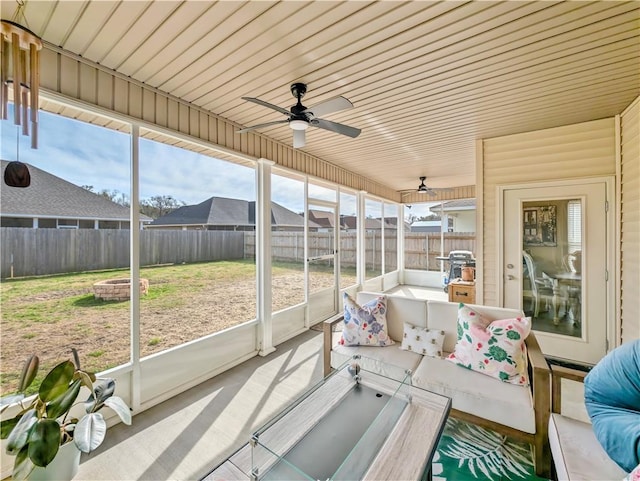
[481,118,616,306]
[620,96,640,343]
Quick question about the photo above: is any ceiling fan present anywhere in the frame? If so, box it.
[400,177,452,198]
[236,83,361,148]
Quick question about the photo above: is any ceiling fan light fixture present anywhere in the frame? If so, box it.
[289,119,308,130]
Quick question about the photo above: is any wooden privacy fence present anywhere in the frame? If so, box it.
[404,232,476,270]
[246,231,475,271]
[1,228,244,278]
[1,228,475,278]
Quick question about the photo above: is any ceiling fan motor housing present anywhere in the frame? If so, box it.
[290,82,307,99]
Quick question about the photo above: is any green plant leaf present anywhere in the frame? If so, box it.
[74,412,106,453]
[6,409,37,454]
[12,445,35,481]
[27,419,61,467]
[75,370,94,391]
[18,355,39,393]
[39,360,75,403]
[46,379,81,420]
[71,348,81,370]
[104,397,132,425]
[1,414,22,439]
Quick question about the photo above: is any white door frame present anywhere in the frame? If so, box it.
[497,176,616,363]
[306,198,339,325]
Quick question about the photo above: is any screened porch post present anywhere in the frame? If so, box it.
[257,158,275,356]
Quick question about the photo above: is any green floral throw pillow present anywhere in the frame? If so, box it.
[446,304,531,386]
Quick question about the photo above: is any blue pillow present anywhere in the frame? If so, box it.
[584,340,640,472]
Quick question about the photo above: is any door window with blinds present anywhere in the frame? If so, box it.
[522,199,582,338]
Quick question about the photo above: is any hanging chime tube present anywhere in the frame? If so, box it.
[1,19,42,149]
[30,42,38,148]
[20,48,28,136]
[1,35,8,119]
[11,31,20,126]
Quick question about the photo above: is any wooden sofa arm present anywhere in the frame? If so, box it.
[323,316,343,377]
[524,332,552,477]
[525,332,551,413]
[550,365,588,414]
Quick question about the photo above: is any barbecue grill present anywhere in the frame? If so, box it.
[437,250,476,292]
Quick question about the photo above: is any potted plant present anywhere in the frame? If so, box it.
[0,350,132,481]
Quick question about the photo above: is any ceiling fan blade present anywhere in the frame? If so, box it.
[313,118,361,138]
[236,119,288,134]
[303,96,353,118]
[293,129,306,149]
[241,97,291,116]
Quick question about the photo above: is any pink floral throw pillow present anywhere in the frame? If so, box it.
[446,303,531,386]
[340,293,395,347]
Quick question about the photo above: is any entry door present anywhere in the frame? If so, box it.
[307,202,339,324]
[502,179,613,364]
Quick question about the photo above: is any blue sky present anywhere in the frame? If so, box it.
[1,108,435,218]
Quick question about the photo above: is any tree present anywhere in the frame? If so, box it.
[418,214,440,221]
[140,195,185,219]
[81,185,129,206]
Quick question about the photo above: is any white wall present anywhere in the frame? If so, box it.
[619,96,640,344]
[480,118,617,307]
[453,210,476,232]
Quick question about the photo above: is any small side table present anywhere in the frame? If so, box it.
[448,279,476,304]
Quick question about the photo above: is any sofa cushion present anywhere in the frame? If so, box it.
[400,322,444,358]
[331,334,422,380]
[426,300,524,354]
[357,291,427,342]
[549,413,627,480]
[412,354,535,433]
[585,340,640,472]
[340,293,394,347]
[446,304,531,386]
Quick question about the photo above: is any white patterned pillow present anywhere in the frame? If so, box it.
[400,322,445,358]
[339,293,394,347]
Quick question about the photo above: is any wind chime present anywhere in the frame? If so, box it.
[1,0,42,187]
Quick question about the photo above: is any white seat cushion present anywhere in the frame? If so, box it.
[412,355,535,433]
[357,292,428,341]
[549,413,627,481]
[426,300,524,353]
[331,333,423,380]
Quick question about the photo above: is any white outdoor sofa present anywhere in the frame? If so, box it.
[549,365,628,480]
[323,291,552,478]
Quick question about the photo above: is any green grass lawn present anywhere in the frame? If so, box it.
[1,259,354,395]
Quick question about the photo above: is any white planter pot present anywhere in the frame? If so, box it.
[29,442,81,481]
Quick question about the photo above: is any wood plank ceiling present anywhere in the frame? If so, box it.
[3,0,639,194]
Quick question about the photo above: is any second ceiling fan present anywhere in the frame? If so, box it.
[237,83,361,149]
[400,177,453,198]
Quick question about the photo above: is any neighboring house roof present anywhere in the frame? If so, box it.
[410,220,442,233]
[0,160,149,221]
[341,216,395,230]
[308,209,334,228]
[429,199,476,213]
[149,196,317,228]
[411,220,441,228]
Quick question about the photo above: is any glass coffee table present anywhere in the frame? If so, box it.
[207,355,451,481]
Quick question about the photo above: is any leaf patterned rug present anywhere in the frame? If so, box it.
[433,418,549,481]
